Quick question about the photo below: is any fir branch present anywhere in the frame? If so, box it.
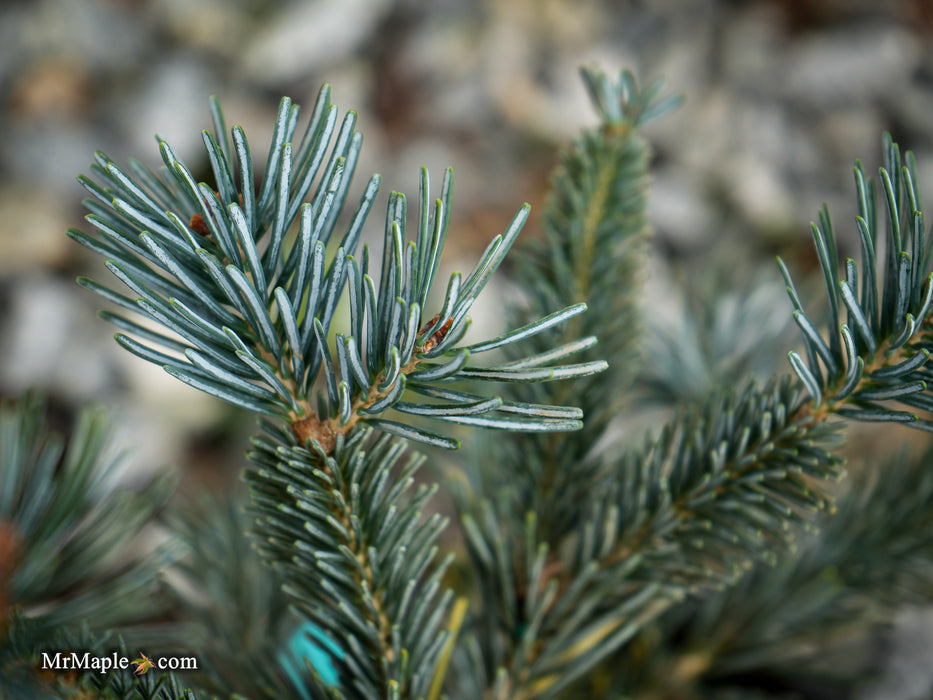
[0,393,181,694]
[451,120,933,700]
[71,90,604,455]
[167,495,339,699]
[457,68,680,565]
[585,379,843,589]
[507,68,677,441]
[455,379,844,699]
[70,88,610,698]
[246,424,454,699]
[448,68,694,699]
[530,131,933,700]
[58,63,933,700]
[608,441,933,699]
[0,393,190,697]
[779,133,933,432]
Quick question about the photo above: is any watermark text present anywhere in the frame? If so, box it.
[40,650,198,675]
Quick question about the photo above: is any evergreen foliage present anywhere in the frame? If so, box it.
[445,71,851,700]
[67,85,603,454]
[166,496,316,699]
[0,394,185,698]
[246,425,455,698]
[67,74,609,698]
[6,62,933,700]
[608,444,933,698]
[480,70,669,529]
[778,132,933,425]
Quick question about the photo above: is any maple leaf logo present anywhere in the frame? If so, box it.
[131,652,154,675]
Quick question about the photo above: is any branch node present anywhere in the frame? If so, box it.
[291,413,337,455]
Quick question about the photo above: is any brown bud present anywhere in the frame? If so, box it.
[420,316,454,354]
[290,413,337,455]
[417,313,441,338]
[189,212,210,237]
[190,192,244,238]
[0,519,21,628]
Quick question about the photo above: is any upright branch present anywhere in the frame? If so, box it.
[450,68,694,699]
[504,69,678,507]
[247,424,455,697]
[450,77,933,700]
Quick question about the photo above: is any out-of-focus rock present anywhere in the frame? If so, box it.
[780,25,921,107]
[119,54,214,158]
[241,0,394,83]
[0,188,70,274]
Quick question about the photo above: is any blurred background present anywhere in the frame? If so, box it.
[1,0,933,490]
[2,0,933,696]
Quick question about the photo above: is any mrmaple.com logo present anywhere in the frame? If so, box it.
[40,650,198,674]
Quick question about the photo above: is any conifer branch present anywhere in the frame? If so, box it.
[0,394,185,697]
[509,68,674,441]
[166,496,337,698]
[473,124,933,700]
[69,86,609,698]
[50,58,933,700]
[246,424,453,698]
[458,379,844,699]
[448,71,933,700]
[71,89,604,455]
[609,441,933,699]
[448,68,690,699]
[779,133,933,431]
[458,68,679,568]
[444,69,691,699]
